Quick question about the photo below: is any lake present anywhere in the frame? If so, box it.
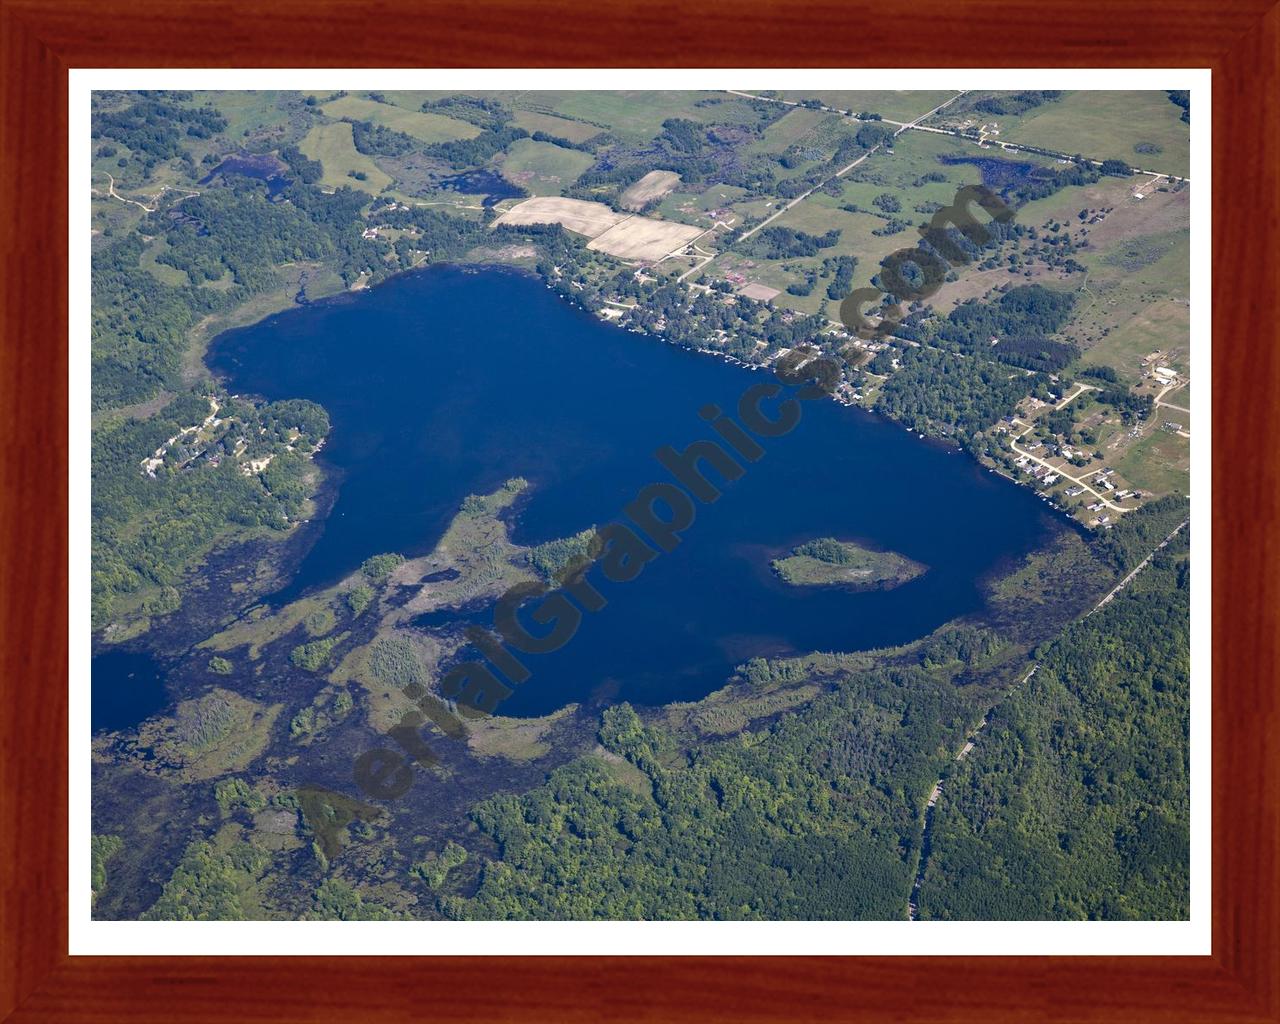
[198,152,291,197]
[92,649,169,734]
[206,265,1061,717]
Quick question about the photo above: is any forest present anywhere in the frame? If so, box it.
[91,389,329,624]
[454,644,989,920]
[875,346,1047,439]
[920,527,1190,919]
[934,284,1079,372]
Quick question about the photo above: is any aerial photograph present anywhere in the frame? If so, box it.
[89,86,1192,922]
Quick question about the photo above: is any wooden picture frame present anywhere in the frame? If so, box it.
[2,1,1276,1019]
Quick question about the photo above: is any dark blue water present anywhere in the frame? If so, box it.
[938,154,1054,192]
[92,649,168,734]
[199,153,290,197]
[434,170,524,207]
[208,266,1059,716]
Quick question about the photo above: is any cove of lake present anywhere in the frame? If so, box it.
[114,264,1061,723]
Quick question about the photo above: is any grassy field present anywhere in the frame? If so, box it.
[193,90,297,145]
[138,237,189,287]
[1113,407,1190,497]
[511,109,602,143]
[657,184,752,226]
[749,107,834,153]
[465,705,576,762]
[515,91,730,142]
[1016,176,1140,228]
[498,138,594,195]
[1073,229,1190,382]
[298,122,391,193]
[320,94,478,144]
[992,91,1190,178]
[715,140,985,313]
[768,90,958,122]
[841,129,989,203]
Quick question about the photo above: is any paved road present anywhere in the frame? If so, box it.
[687,91,967,284]
[724,89,1190,184]
[1009,419,1129,513]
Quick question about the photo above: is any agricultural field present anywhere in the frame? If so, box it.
[319,94,479,144]
[767,90,959,122]
[298,121,392,193]
[493,196,627,236]
[620,170,682,210]
[494,195,702,260]
[981,91,1191,178]
[497,138,594,195]
[587,216,704,261]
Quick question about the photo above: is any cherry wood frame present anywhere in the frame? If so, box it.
[2,1,1276,1019]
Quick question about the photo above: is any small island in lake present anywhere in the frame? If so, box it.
[771,537,927,591]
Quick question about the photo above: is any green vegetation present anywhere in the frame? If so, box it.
[320,94,478,143]
[1094,496,1188,571]
[412,840,469,889]
[290,631,350,672]
[93,94,227,179]
[499,138,594,195]
[456,645,986,919]
[360,552,405,583]
[208,656,233,675]
[289,688,354,740]
[368,634,426,689]
[528,527,597,582]
[934,285,1077,372]
[465,706,575,762]
[297,121,392,192]
[511,110,601,144]
[306,878,398,920]
[214,777,267,816]
[876,346,1044,439]
[91,834,124,899]
[745,226,841,259]
[303,606,336,637]
[142,838,271,920]
[346,584,374,616]
[772,538,926,590]
[773,90,956,123]
[921,531,1189,919]
[985,91,1190,178]
[137,689,282,780]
